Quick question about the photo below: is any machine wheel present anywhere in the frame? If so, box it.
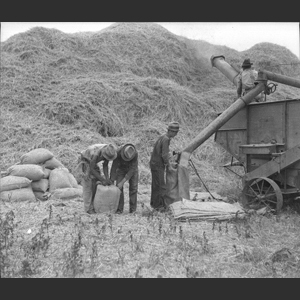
[242,177,283,213]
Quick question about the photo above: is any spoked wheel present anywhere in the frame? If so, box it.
[242,177,283,213]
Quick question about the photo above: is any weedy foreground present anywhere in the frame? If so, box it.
[1,185,300,278]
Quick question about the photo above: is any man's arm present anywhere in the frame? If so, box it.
[237,76,242,98]
[124,154,138,181]
[102,159,109,180]
[90,155,107,183]
[110,157,119,182]
[116,154,138,190]
[161,137,170,168]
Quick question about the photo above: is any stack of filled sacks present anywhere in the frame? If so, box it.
[0,174,37,201]
[0,148,82,201]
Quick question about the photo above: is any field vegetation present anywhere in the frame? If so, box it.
[1,22,300,277]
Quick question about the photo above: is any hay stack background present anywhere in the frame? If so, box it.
[1,22,299,196]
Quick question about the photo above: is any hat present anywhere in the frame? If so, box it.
[167,122,180,132]
[102,144,117,161]
[242,58,253,68]
[121,144,136,161]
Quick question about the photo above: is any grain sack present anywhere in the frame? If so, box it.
[33,191,46,200]
[49,168,74,192]
[7,164,46,181]
[164,163,179,207]
[51,187,83,200]
[0,175,32,192]
[20,148,54,165]
[42,157,65,170]
[43,168,52,179]
[93,185,121,214]
[31,178,49,193]
[164,163,190,207]
[0,186,36,202]
[67,172,79,188]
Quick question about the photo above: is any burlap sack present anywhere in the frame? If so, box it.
[20,148,54,165]
[67,172,79,188]
[0,186,36,202]
[165,163,179,207]
[7,164,46,181]
[31,178,49,193]
[33,191,46,200]
[49,168,76,192]
[93,185,121,213]
[0,175,32,192]
[42,157,65,170]
[43,168,52,179]
[51,187,83,200]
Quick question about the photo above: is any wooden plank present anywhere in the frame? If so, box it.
[244,144,300,182]
[215,130,247,161]
[248,102,284,144]
[287,100,300,149]
[240,144,277,155]
[218,108,247,131]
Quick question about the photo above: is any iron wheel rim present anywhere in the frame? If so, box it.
[242,177,283,213]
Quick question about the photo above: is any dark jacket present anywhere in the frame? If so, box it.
[110,149,138,182]
[150,134,170,170]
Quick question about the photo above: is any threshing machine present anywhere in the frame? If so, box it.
[172,55,300,213]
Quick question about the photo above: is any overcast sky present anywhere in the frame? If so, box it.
[1,22,299,58]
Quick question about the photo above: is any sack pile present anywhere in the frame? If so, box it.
[0,175,36,201]
[0,148,82,201]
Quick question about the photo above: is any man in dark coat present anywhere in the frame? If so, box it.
[149,122,179,210]
[110,143,139,214]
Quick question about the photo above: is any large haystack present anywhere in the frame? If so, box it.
[1,22,299,189]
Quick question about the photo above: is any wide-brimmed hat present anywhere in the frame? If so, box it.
[242,58,253,68]
[167,121,180,132]
[102,144,117,161]
[121,144,136,161]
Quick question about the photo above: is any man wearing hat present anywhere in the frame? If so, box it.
[237,58,264,102]
[149,121,180,210]
[110,144,139,214]
[79,143,117,214]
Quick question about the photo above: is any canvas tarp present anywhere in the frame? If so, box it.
[169,198,246,221]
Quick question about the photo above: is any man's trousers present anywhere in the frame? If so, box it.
[116,169,139,213]
[82,176,97,212]
[150,167,166,209]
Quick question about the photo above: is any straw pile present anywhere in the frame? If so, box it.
[1,22,299,185]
